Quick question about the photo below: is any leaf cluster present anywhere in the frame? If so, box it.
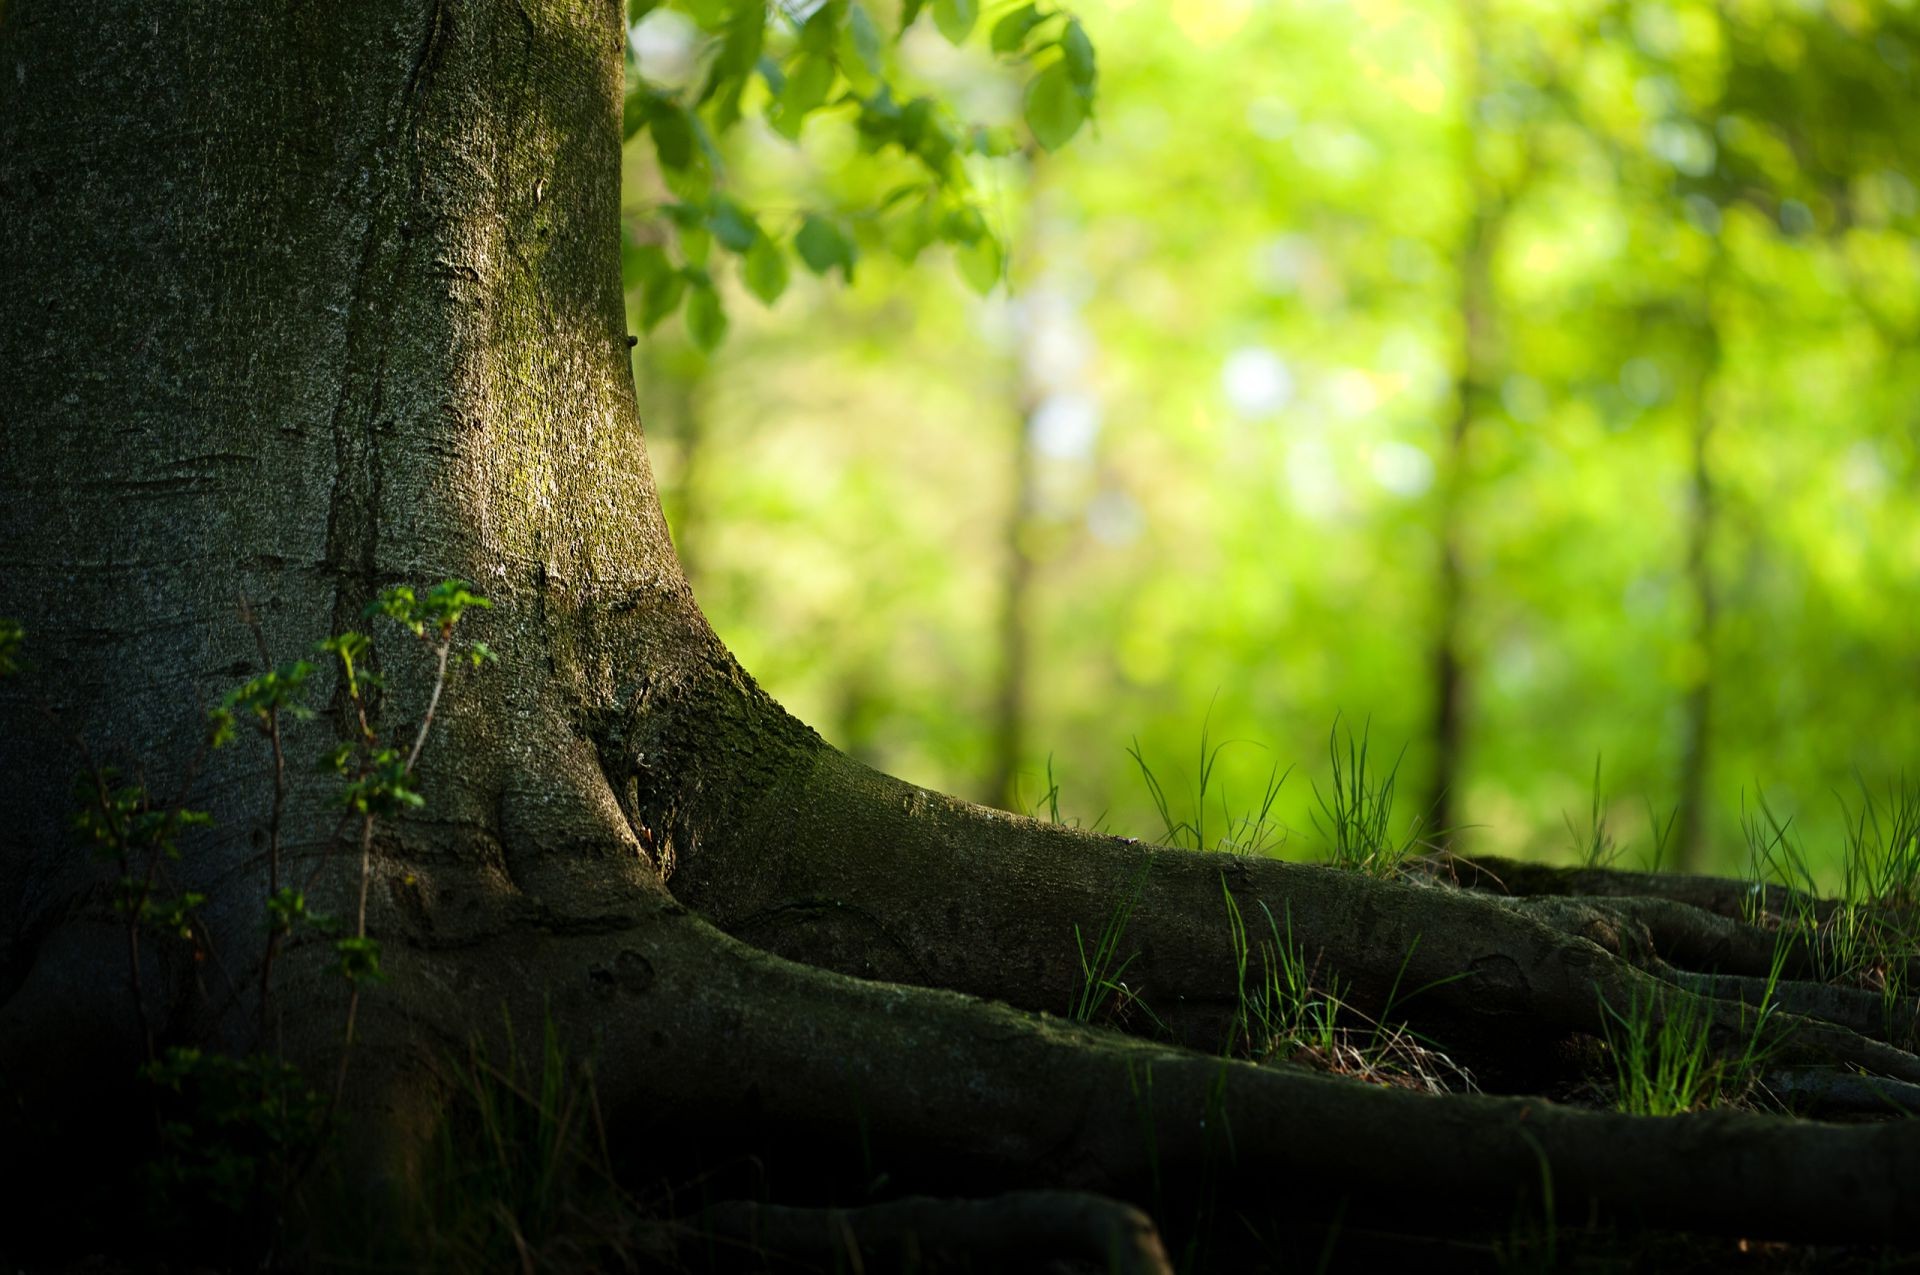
[622,0,1098,347]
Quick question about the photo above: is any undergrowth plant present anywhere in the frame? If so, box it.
[1310,719,1430,878]
[1218,880,1474,1094]
[32,581,493,1247]
[404,1013,666,1274]
[1125,712,1289,857]
[1069,860,1160,1030]
[1740,784,1920,1044]
[1563,757,1679,874]
[1599,942,1786,1117]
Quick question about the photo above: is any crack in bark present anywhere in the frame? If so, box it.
[319,0,448,641]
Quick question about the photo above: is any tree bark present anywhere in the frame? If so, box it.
[2,0,1916,1264]
[1674,274,1723,873]
[1423,0,1507,851]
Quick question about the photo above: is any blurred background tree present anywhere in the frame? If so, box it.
[623,0,1920,880]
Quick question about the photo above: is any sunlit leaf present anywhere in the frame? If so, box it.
[795,212,857,280]
[932,0,976,45]
[744,234,791,303]
[956,232,1001,294]
[649,98,696,170]
[1025,61,1086,150]
[773,51,836,137]
[1061,18,1096,94]
[685,278,729,350]
[991,4,1041,55]
[710,196,761,252]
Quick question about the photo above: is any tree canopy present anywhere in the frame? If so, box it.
[634,0,1920,880]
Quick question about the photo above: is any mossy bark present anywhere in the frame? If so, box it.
[2,0,1916,1265]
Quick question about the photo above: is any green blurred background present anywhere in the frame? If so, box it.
[621,0,1920,879]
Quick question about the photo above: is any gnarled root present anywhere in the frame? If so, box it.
[689,1191,1172,1274]
[405,913,1920,1252]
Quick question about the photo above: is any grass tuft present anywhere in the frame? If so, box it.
[1310,718,1430,877]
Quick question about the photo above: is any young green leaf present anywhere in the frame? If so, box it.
[797,3,839,53]
[709,196,762,252]
[932,0,977,45]
[685,279,729,351]
[743,235,791,303]
[957,233,1002,294]
[841,3,884,87]
[991,4,1041,54]
[773,51,836,137]
[641,267,688,330]
[794,213,856,280]
[647,98,697,170]
[1061,18,1096,94]
[1025,61,1087,150]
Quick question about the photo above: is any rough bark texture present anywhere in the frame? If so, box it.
[2,0,1917,1267]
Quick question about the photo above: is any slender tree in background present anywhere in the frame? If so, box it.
[986,152,1046,813]
[987,381,1040,810]
[5,1,1920,1266]
[1673,268,1723,872]
[1425,0,1523,848]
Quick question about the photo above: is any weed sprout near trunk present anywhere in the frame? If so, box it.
[33,582,493,1244]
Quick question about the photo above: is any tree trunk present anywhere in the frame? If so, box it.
[2,0,1916,1265]
[1423,0,1507,852]
[1674,277,1723,874]
[985,391,1038,812]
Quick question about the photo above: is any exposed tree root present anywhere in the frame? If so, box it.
[689,1191,1172,1274]
[1427,852,1821,921]
[1766,1068,1920,1119]
[351,911,1920,1251]
[652,738,1920,1095]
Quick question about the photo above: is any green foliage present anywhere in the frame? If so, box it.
[73,775,209,865]
[1567,757,1620,871]
[1599,954,1783,1117]
[264,887,334,937]
[140,1048,327,1223]
[365,579,492,639]
[1741,781,1920,1039]
[638,0,1920,879]
[210,660,316,748]
[620,0,1099,342]
[408,1017,639,1272]
[1069,859,1152,1026]
[56,580,492,1246]
[0,618,24,676]
[1311,721,1427,878]
[1220,888,1339,1066]
[1125,717,1288,856]
[1220,883,1475,1092]
[334,747,424,815]
[333,934,385,984]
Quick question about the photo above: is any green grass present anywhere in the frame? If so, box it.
[1070,860,1159,1028]
[1125,716,1289,857]
[408,1014,660,1273]
[1563,757,1679,874]
[1310,719,1429,877]
[1220,884,1340,1065]
[1219,880,1474,1092]
[1740,782,1920,1042]
[1599,946,1785,1117]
